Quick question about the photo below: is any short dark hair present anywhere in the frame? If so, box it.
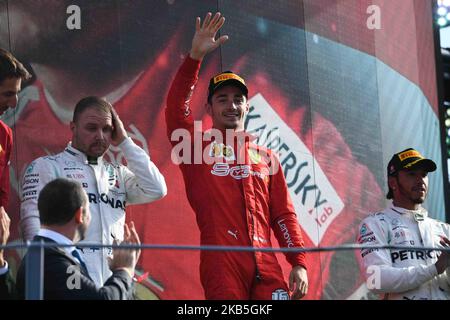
[72,96,112,123]
[38,178,87,226]
[0,48,31,83]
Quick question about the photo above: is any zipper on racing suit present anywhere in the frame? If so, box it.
[249,209,262,282]
[241,137,262,282]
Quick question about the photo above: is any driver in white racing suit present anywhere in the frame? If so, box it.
[20,96,167,287]
[357,148,450,300]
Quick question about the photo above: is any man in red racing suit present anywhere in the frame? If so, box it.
[165,13,307,300]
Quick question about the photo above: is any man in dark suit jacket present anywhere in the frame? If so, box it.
[16,178,140,300]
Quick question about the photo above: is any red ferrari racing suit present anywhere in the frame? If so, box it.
[0,121,12,208]
[165,56,307,299]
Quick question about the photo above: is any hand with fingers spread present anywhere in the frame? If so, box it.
[125,221,141,263]
[289,265,308,300]
[0,207,11,268]
[109,222,141,278]
[190,12,229,61]
[435,236,450,274]
[110,106,128,147]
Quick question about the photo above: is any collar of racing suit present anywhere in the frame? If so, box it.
[390,204,428,222]
[65,142,104,166]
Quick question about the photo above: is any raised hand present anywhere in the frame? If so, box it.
[190,12,229,61]
[124,221,141,263]
[110,106,128,146]
[109,222,141,278]
[435,236,450,274]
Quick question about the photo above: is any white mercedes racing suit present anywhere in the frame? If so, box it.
[357,204,450,300]
[20,137,167,286]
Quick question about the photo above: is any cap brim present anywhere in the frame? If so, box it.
[212,79,248,97]
[406,158,437,172]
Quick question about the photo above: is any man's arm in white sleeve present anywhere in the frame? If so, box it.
[19,158,58,241]
[118,137,167,204]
